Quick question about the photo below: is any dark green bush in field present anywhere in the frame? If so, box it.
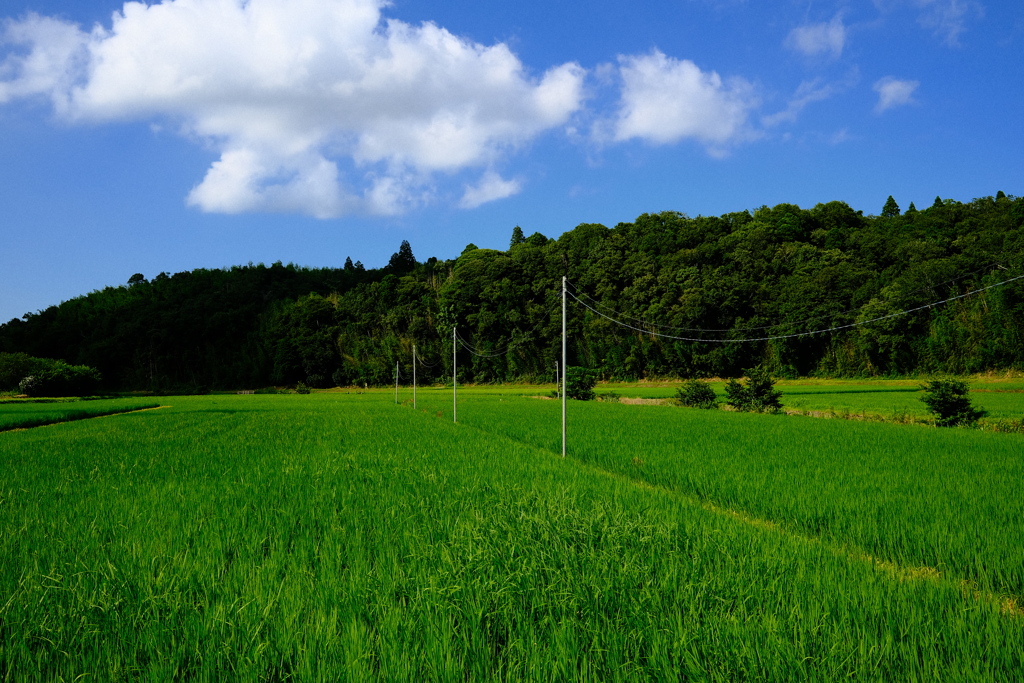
[0,352,39,391]
[920,378,987,427]
[566,366,598,400]
[675,379,718,409]
[294,382,311,395]
[17,360,101,397]
[725,367,783,414]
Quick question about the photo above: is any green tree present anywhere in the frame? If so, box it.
[881,196,900,217]
[0,352,38,391]
[509,226,526,248]
[920,378,986,427]
[565,366,597,400]
[387,240,416,275]
[675,378,718,409]
[725,367,782,413]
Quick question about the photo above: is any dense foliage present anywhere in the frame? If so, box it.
[2,192,1023,390]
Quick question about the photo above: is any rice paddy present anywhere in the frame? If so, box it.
[0,398,161,431]
[1,384,1022,680]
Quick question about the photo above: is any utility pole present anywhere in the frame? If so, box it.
[453,326,457,423]
[562,276,566,458]
[413,344,417,410]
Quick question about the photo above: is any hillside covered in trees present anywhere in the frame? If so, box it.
[2,193,1023,392]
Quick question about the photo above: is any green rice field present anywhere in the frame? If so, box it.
[1,384,1022,680]
[0,398,161,431]
[591,376,1024,420]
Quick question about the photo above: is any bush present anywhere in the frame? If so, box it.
[565,366,598,401]
[0,352,39,391]
[17,360,101,397]
[920,378,986,427]
[675,379,718,409]
[725,367,783,414]
[295,382,311,395]
[18,375,41,397]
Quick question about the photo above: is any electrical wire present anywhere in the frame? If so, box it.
[454,301,562,358]
[416,355,442,369]
[565,261,1011,333]
[565,271,1024,343]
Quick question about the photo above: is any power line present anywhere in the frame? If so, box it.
[565,271,1024,344]
[454,302,561,358]
[564,261,1011,334]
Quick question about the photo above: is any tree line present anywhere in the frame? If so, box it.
[2,192,1023,392]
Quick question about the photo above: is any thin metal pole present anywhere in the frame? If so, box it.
[562,276,567,458]
[395,361,398,404]
[413,344,417,410]
[453,326,457,423]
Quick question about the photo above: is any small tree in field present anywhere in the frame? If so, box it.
[565,366,597,401]
[675,378,718,409]
[725,366,783,414]
[920,378,986,427]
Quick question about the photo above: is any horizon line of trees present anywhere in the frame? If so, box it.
[2,191,1023,392]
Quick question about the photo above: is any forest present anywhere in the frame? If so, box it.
[2,192,1023,392]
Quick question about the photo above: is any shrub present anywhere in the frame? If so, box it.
[675,379,718,409]
[18,375,41,397]
[725,367,783,414]
[17,360,101,397]
[920,378,986,427]
[0,352,39,391]
[565,366,598,401]
[295,382,311,395]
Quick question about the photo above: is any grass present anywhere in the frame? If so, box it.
[1,391,1022,680]
[407,387,1024,598]
[0,398,162,431]
[574,376,1024,422]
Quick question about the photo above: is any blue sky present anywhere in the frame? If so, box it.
[1,0,1021,323]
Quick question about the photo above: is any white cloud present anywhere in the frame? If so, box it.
[872,0,982,46]
[458,170,522,209]
[785,15,847,59]
[0,13,89,112]
[0,0,585,217]
[873,76,919,112]
[914,0,982,46]
[609,50,758,153]
[762,78,844,127]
